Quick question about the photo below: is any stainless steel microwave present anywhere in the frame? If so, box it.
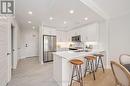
[72,35,81,42]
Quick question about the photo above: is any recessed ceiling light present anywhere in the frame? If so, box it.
[28,11,32,15]
[84,17,88,21]
[28,21,32,24]
[32,26,35,29]
[70,10,74,14]
[64,21,67,24]
[49,17,53,20]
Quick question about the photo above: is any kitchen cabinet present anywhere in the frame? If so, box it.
[42,23,99,42]
[42,26,56,35]
[67,29,82,42]
[68,23,99,42]
[56,31,68,42]
[80,26,88,42]
[67,31,73,42]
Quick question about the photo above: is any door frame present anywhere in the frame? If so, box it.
[10,20,18,69]
[6,20,12,82]
[7,20,18,82]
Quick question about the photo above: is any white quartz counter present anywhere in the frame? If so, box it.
[53,50,104,60]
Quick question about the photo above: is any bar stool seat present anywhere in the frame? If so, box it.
[70,59,83,65]
[85,56,96,60]
[69,59,83,86]
[94,53,104,57]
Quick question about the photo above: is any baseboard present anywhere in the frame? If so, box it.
[20,56,37,59]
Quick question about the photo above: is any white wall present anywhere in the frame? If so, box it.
[98,21,109,67]
[39,25,43,64]
[12,19,21,69]
[108,13,130,62]
[20,28,39,59]
[17,27,22,60]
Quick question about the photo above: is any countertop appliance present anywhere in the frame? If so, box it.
[72,35,81,42]
[43,35,56,62]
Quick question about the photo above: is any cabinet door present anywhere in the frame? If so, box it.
[62,31,68,42]
[43,27,50,35]
[43,27,56,35]
[56,31,68,42]
[50,29,56,35]
[80,26,88,42]
[56,31,60,42]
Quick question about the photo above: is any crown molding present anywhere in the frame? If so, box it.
[80,0,110,20]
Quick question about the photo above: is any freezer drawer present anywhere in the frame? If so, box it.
[43,51,55,62]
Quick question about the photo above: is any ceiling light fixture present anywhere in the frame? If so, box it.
[64,21,67,24]
[28,11,32,15]
[49,17,53,20]
[28,21,32,24]
[70,10,74,14]
[84,17,88,21]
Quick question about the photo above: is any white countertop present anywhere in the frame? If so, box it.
[53,50,104,60]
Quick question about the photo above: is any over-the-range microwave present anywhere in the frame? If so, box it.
[72,35,81,42]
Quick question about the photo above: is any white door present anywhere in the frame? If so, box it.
[0,19,11,86]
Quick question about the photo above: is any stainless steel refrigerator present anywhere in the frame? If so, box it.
[43,35,56,62]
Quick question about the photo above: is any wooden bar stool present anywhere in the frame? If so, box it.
[94,54,105,72]
[84,56,96,80]
[70,59,83,86]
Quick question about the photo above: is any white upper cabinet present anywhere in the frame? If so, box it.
[80,26,88,42]
[68,23,99,42]
[42,26,56,36]
[41,23,99,42]
[78,23,99,42]
[56,31,68,42]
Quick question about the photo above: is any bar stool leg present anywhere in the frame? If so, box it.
[95,56,105,72]
[79,65,83,86]
[70,65,83,86]
[91,60,96,80]
[76,66,79,81]
[84,60,89,77]
[70,65,75,86]
[100,57,105,72]
[95,57,100,72]
[95,58,98,70]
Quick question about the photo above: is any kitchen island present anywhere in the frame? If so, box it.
[53,50,104,86]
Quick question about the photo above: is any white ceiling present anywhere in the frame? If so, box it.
[92,0,130,18]
[15,0,104,31]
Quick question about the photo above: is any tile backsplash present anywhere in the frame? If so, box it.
[57,41,99,50]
